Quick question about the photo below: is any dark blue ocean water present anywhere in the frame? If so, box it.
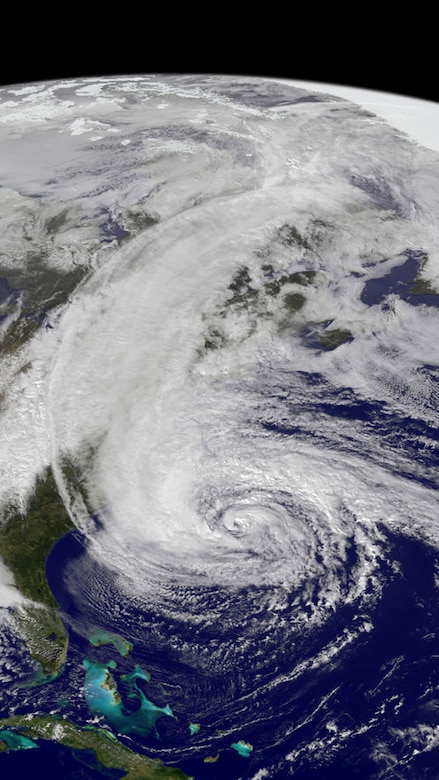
[2,361,439,777]
[24,516,439,778]
[361,250,439,308]
[0,277,13,304]
[257,368,439,490]
[0,740,124,779]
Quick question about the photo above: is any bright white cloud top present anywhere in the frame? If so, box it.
[1,77,439,776]
[284,80,439,153]
[0,76,438,604]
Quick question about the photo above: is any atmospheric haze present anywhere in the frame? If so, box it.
[1,75,439,779]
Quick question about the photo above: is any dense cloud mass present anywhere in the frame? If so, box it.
[1,76,439,778]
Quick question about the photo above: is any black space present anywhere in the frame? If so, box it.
[0,64,435,105]
[0,14,436,104]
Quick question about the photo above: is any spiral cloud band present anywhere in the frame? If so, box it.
[1,76,439,778]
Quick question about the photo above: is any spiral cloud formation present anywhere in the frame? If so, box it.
[1,75,439,777]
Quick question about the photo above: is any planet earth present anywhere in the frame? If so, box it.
[0,74,439,779]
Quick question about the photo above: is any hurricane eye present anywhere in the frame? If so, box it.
[223,512,249,534]
[1,74,437,780]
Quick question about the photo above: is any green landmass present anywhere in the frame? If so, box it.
[201,257,317,354]
[0,467,74,677]
[319,328,353,350]
[45,210,69,234]
[410,278,439,296]
[83,659,174,738]
[265,270,316,297]
[283,292,306,312]
[275,223,312,250]
[99,663,122,706]
[88,629,133,657]
[61,453,96,516]
[0,468,73,606]
[0,715,190,779]
[226,266,258,308]
[407,252,439,297]
[0,259,88,355]
[121,210,159,237]
[204,752,220,763]
[13,603,69,683]
[203,326,226,352]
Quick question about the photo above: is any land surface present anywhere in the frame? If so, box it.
[0,715,190,779]
[0,468,74,678]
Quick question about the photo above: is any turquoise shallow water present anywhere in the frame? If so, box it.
[82,658,174,737]
[0,729,39,750]
[231,740,253,758]
[3,75,439,780]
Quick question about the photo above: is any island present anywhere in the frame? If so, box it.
[0,715,190,779]
[88,629,133,657]
[0,472,189,779]
[231,739,253,758]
